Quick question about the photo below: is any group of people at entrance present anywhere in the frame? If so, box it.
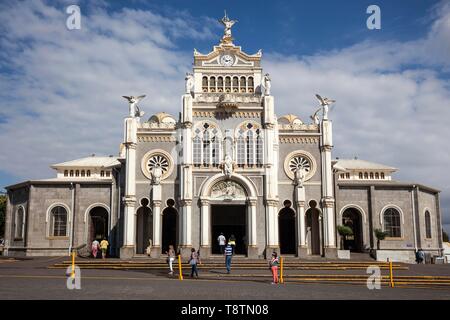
[91,238,109,259]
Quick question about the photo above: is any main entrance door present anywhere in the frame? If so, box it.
[136,206,152,254]
[211,205,247,255]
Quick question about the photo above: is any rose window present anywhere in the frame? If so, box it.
[289,156,311,174]
[147,154,169,174]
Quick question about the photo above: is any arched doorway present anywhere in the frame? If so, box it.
[136,199,152,254]
[88,206,109,244]
[306,201,320,255]
[342,208,363,252]
[278,200,296,254]
[162,200,177,254]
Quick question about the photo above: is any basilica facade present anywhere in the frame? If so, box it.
[3,16,443,262]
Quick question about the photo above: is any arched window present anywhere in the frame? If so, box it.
[240,76,246,92]
[203,128,211,165]
[70,170,74,177]
[75,170,80,177]
[100,171,105,177]
[51,206,68,237]
[217,77,224,92]
[369,172,374,179]
[81,170,85,177]
[383,208,401,237]
[225,76,231,92]
[236,122,263,167]
[64,170,68,177]
[211,129,220,166]
[87,170,91,177]
[375,172,379,179]
[248,77,254,92]
[106,171,110,177]
[15,207,25,239]
[381,172,385,179]
[364,172,368,179]
[246,129,254,166]
[210,77,216,92]
[359,172,363,179]
[193,123,222,167]
[232,76,239,92]
[202,76,208,92]
[237,130,245,167]
[256,129,263,167]
[193,129,202,167]
[345,173,350,179]
[425,211,432,238]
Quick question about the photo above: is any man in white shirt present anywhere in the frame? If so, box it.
[217,232,226,254]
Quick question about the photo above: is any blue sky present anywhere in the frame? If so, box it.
[0,0,449,233]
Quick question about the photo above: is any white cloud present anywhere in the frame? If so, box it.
[0,0,215,179]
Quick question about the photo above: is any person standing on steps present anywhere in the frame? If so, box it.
[224,241,233,274]
[218,232,226,254]
[269,251,279,284]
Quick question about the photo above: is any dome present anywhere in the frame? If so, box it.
[277,114,303,125]
[148,112,176,124]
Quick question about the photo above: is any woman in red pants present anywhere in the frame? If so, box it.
[269,252,279,284]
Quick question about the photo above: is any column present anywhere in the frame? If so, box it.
[120,117,137,259]
[265,199,279,256]
[321,119,337,258]
[150,183,162,258]
[247,198,258,258]
[179,199,192,258]
[200,198,210,258]
[296,185,307,257]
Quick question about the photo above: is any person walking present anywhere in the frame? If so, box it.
[189,248,199,278]
[228,234,236,254]
[224,242,233,274]
[91,239,100,259]
[269,252,279,284]
[100,238,109,259]
[217,232,226,254]
[166,245,176,275]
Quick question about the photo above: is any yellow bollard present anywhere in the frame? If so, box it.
[71,250,76,279]
[178,254,183,281]
[279,256,284,284]
[388,259,395,288]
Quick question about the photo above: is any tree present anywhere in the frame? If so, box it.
[337,225,353,250]
[443,229,449,243]
[0,194,5,238]
[374,228,387,250]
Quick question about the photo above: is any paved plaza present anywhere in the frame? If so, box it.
[0,257,449,300]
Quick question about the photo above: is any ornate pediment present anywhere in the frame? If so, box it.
[194,45,261,68]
